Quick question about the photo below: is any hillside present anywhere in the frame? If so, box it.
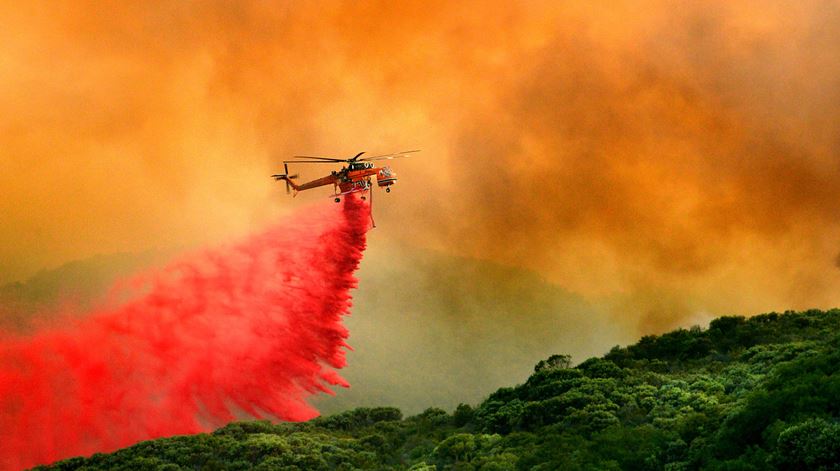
[36,308,840,470]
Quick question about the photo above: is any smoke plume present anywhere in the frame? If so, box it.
[0,197,369,469]
[2,1,840,374]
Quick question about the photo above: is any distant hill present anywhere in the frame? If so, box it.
[37,309,840,470]
[0,250,167,330]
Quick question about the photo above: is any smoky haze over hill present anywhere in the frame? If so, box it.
[319,241,626,414]
[0,242,627,415]
[0,250,169,331]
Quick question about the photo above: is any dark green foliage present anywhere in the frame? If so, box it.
[38,309,840,470]
[770,418,840,470]
[452,404,475,427]
[533,353,572,372]
[309,406,403,431]
[576,358,626,379]
[714,346,840,461]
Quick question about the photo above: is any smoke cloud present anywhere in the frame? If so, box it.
[0,197,369,469]
[1,2,840,349]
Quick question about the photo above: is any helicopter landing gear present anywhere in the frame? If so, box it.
[385,187,391,193]
[334,197,341,203]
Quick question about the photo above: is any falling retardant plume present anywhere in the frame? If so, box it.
[0,196,370,470]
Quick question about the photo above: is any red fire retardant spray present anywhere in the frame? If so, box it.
[0,197,370,469]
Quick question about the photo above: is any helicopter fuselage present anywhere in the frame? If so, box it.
[273,150,416,203]
[290,162,397,196]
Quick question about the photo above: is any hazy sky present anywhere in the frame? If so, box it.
[2,0,840,335]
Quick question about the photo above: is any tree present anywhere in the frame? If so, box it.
[771,418,840,470]
[535,354,572,372]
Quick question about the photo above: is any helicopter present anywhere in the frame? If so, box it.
[271,150,418,203]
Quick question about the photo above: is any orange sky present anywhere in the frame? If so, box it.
[2,0,840,335]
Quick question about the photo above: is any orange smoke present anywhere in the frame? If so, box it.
[1,1,840,334]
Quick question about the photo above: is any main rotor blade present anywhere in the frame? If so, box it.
[360,150,421,161]
[362,155,413,162]
[284,160,343,164]
[291,155,347,162]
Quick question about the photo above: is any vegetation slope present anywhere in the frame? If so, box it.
[38,309,840,470]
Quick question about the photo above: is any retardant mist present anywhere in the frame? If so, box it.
[0,197,370,470]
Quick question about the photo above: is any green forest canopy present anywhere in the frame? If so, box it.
[39,309,840,470]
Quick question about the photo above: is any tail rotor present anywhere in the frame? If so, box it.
[271,163,298,195]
